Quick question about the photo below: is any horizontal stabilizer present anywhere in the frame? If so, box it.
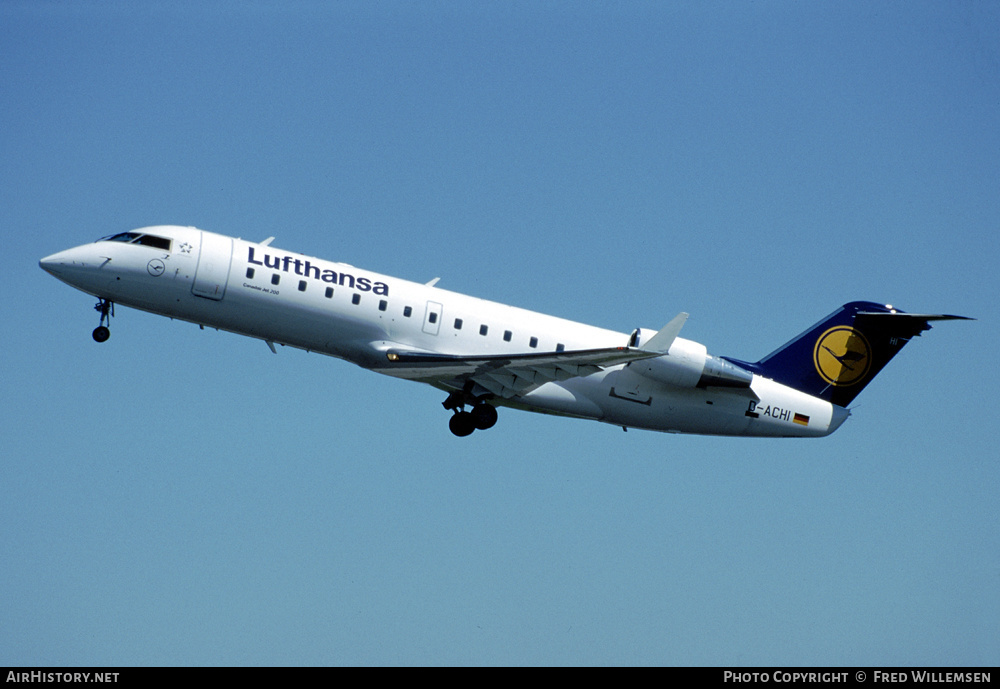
[857,311,975,323]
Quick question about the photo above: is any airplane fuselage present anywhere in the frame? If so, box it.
[41,226,855,438]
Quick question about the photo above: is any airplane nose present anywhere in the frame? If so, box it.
[39,251,68,276]
[39,246,101,282]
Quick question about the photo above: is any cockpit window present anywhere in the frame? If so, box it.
[102,232,142,243]
[133,234,172,250]
[98,232,172,251]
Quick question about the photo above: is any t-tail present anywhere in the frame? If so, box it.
[725,302,972,407]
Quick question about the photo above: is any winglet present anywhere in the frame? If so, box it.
[640,312,689,354]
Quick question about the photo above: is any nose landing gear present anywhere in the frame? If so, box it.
[93,298,114,342]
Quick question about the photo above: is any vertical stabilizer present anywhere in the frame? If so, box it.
[725,302,971,406]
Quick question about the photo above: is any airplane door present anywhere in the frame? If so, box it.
[192,231,233,300]
[422,301,442,335]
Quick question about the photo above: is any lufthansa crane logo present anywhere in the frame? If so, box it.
[813,326,871,386]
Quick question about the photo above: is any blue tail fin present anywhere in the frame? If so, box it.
[724,302,971,406]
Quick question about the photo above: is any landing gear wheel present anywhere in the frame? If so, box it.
[449,411,476,437]
[93,298,114,343]
[471,404,498,430]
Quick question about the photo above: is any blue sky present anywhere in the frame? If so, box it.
[2,1,997,666]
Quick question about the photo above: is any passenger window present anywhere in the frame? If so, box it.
[529,337,538,348]
[503,330,512,342]
[454,318,463,330]
[352,294,361,305]
[429,312,438,324]
[479,324,488,336]
[246,268,255,279]
[298,280,307,292]
[325,287,334,298]
[403,306,413,317]
[379,300,387,312]
[556,343,565,352]
[271,274,280,285]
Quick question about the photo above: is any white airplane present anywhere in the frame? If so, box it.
[40,226,970,438]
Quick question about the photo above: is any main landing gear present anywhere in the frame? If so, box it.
[443,390,499,437]
[92,298,114,343]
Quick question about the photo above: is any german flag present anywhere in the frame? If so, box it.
[793,413,809,426]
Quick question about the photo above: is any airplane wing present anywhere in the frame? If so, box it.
[380,345,663,398]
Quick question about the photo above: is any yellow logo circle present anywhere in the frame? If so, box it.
[813,326,872,386]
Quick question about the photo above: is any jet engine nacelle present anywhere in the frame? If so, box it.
[630,336,754,389]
